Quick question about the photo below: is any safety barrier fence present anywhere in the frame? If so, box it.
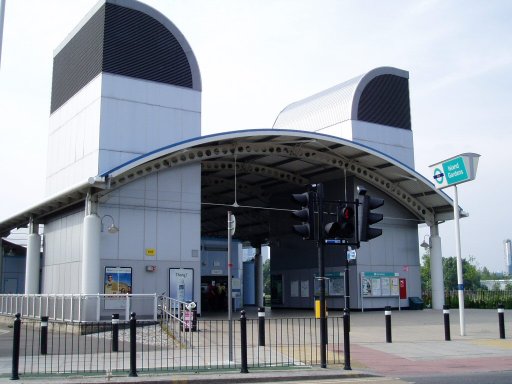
[4,312,346,378]
[0,294,161,322]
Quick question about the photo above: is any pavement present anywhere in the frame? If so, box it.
[1,307,511,383]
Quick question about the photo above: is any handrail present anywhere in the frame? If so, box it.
[0,293,175,323]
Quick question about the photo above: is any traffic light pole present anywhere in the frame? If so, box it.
[343,244,351,370]
[318,240,327,368]
[316,184,327,369]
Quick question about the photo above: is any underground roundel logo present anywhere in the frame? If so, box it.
[433,167,444,185]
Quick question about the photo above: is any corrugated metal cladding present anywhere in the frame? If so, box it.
[50,5,105,113]
[51,3,193,113]
[357,75,411,130]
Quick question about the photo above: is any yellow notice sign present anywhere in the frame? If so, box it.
[145,248,156,256]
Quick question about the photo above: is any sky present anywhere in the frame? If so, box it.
[0,0,511,272]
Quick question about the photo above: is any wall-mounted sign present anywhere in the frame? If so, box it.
[145,248,156,256]
[169,268,194,303]
[361,272,399,297]
[104,266,132,309]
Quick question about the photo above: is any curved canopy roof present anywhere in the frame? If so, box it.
[273,67,411,132]
[0,129,455,241]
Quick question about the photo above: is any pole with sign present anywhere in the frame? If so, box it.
[227,211,236,361]
[429,153,480,336]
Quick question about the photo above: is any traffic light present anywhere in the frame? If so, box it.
[291,191,316,240]
[324,204,355,241]
[360,194,384,242]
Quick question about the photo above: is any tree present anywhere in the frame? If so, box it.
[442,256,482,291]
[420,251,431,293]
[421,254,492,292]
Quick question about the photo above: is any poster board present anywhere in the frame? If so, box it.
[314,272,344,297]
[360,272,400,311]
[301,280,309,298]
[290,281,299,298]
[169,268,194,303]
[104,267,132,310]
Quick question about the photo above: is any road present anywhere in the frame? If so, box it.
[263,371,512,384]
[0,322,13,357]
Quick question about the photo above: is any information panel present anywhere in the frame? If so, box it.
[361,272,400,311]
[314,272,344,297]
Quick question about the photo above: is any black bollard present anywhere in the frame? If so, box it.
[343,308,351,370]
[240,310,249,373]
[129,312,138,377]
[258,307,265,347]
[40,316,49,355]
[498,304,505,339]
[112,313,119,352]
[443,305,451,341]
[11,313,21,380]
[385,306,392,343]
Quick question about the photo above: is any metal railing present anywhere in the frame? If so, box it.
[3,312,347,378]
[0,294,161,322]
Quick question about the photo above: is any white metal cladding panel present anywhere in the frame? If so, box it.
[180,211,201,263]
[43,212,83,266]
[101,72,200,112]
[97,98,201,175]
[180,164,201,205]
[351,120,415,167]
[156,211,181,260]
[99,168,199,264]
[99,206,120,261]
[98,74,201,174]
[157,166,193,209]
[46,77,102,197]
[41,212,83,294]
[48,75,102,135]
[144,209,157,260]
[118,208,145,260]
[314,121,353,141]
[273,75,362,132]
[46,152,99,197]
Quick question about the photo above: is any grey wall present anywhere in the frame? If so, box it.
[269,177,420,310]
[2,254,26,293]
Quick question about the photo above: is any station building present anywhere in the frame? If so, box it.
[0,0,456,318]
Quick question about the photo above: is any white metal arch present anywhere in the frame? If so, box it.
[107,140,434,225]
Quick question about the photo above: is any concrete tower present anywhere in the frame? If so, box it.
[38,0,202,307]
[46,0,201,196]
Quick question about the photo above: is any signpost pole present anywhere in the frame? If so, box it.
[453,185,465,336]
[429,153,480,337]
[227,211,233,361]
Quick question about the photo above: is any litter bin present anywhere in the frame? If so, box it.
[181,301,197,331]
[409,297,424,310]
